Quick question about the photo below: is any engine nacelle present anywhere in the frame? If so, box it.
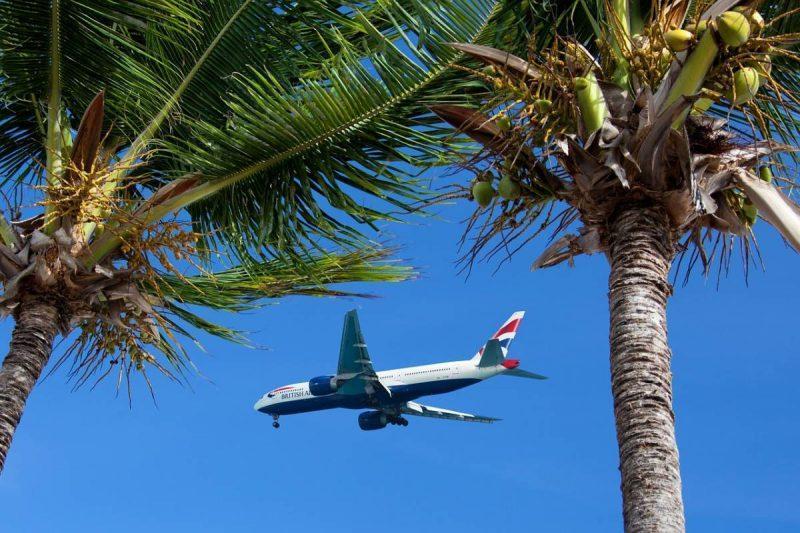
[308,375,338,396]
[358,411,388,431]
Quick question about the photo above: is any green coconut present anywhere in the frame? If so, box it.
[495,113,512,131]
[472,181,495,208]
[534,98,552,112]
[664,29,694,52]
[497,175,522,200]
[728,67,760,105]
[749,54,772,86]
[716,11,751,48]
[742,199,758,226]
[686,19,709,35]
[734,6,765,33]
[760,166,773,183]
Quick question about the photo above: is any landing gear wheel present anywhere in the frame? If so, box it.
[399,417,408,427]
[273,421,280,429]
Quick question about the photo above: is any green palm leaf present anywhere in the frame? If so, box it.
[0,0,198,181]
[150,247,413,312]
[144,0,503,260]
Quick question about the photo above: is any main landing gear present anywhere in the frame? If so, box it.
[272,414,280,429]
[389,416,408,427]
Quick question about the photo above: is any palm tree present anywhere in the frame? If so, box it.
[432,0,799,529]
[0,0,520,473]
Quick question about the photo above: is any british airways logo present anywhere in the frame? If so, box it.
[267,386,294,398]
[268,386,312,400]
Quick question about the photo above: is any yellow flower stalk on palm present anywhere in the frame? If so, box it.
[574,73,608,134]
[691,96,715,115]
[664,29,719,122]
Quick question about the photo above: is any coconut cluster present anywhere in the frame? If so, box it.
[470,139,524,209]
[665,7,771,109]
[433,2,796,270]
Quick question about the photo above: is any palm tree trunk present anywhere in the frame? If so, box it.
[0,294,60,473]
[607,204,684,532]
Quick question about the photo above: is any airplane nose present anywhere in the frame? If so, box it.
[254,396,269,412]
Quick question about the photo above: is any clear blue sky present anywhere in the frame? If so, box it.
[1,177,799,532]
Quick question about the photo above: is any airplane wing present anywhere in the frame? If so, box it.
[336,310,391,400]
[399,401,500,423]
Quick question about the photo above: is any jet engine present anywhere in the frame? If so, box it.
[308,375,338,396]
[358,411,388,431]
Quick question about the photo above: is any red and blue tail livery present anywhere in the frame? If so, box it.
[254,310,546,430]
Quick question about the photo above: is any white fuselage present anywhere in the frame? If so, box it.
[254,359,511,416]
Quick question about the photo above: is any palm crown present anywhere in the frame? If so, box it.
[432,0,799,529]
[0,0,515,382]
[434,0,800,275]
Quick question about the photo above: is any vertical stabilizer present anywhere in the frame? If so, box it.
[470,311,525,364]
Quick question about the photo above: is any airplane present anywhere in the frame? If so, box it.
[254,310,546,430]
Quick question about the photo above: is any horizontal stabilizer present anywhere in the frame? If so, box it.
[503,368,547,380]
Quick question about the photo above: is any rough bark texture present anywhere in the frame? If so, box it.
[0,294,59,473]
[607,205,685,532]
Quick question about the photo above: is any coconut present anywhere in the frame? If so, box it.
[759,166,773,183]
[750,54,772,85]
[472,181,495,208]
[734,6,765,33]
[498,175,521,200]
[495,113,512,131]
[686,19,709,35]
[741,199,758,226]
[664,29,694,52]
[534,98,552,112]
[728,67,760,105]
[716,11,751,48]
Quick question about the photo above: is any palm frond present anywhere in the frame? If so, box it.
[0,0,199,183]
[151,0,504,261]
[148,246,414,313]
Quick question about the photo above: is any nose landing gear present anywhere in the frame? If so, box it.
[272,414,280,429]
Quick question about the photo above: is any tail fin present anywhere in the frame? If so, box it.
[470,311,525,365]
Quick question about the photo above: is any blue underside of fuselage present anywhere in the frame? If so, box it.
[258,378,481,416]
